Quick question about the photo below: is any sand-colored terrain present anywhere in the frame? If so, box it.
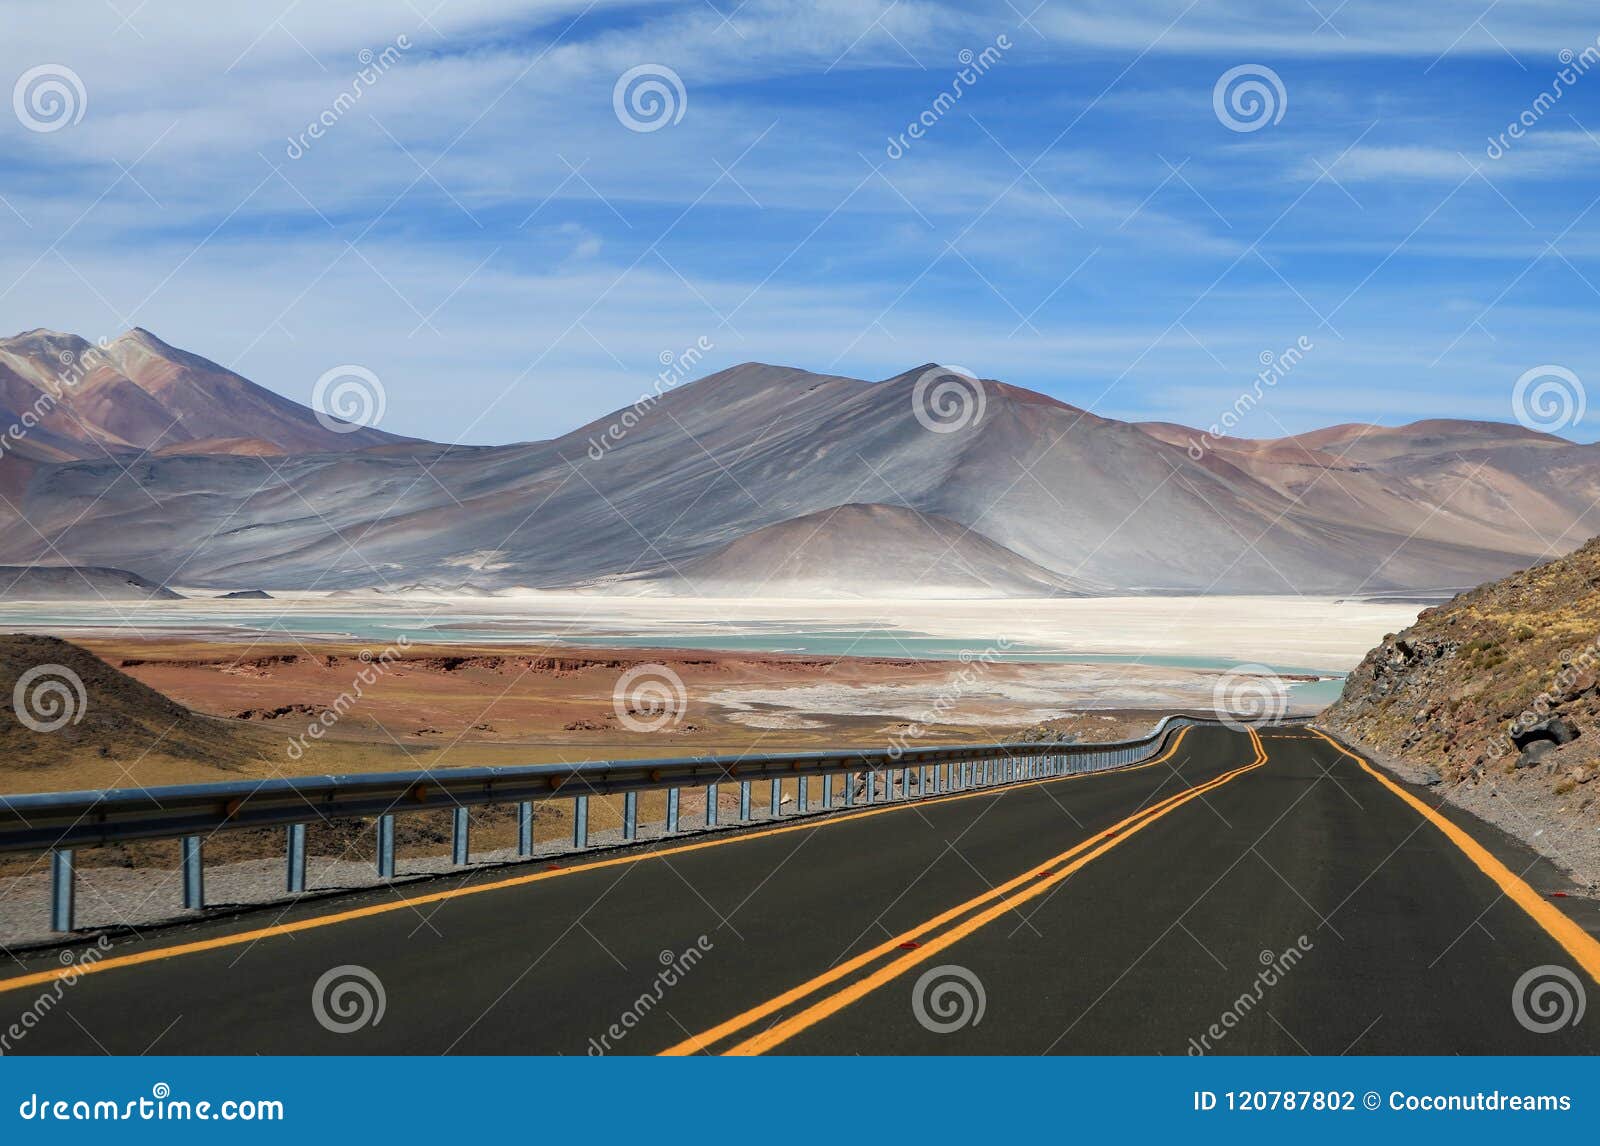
[56,637,1226,787]
[0,634,1201,918]
[0,592,1422,668]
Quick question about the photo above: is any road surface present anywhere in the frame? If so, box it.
[2,724,1597,1054]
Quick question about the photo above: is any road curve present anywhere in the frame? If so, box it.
[2,725,1597,1055]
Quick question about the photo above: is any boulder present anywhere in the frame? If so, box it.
[1511,717,1579,749]
[1515,740,1557,769]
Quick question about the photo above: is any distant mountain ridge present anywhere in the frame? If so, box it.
[0,333,1596,597]
[0,327,408,460]
[0,565,181,601]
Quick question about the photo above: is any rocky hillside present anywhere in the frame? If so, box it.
[0,634,253,782]
[1323,538,1600,880]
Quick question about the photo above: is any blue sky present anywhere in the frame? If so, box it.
[3,0,1599,443]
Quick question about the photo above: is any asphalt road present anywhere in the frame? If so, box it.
[3,724,1597,1055]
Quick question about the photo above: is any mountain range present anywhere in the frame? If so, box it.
[0,329,1595,598]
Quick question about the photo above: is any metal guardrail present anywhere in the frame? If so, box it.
[2,713,1219,933]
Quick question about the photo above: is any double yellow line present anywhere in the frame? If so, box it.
[662,727,1269,1055]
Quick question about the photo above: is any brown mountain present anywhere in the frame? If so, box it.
[595,502,1093,598]
[0,327,408,457]
[1,341,1598,596]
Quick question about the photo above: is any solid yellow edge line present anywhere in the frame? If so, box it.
[658,726,1220,1056]
[1310,729,1600,986]
[662,726,1260,1056]
[0,727,1194,998]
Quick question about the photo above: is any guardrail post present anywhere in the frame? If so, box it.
[667,787,680,834]
[706,783,718,827]
[519,801,535,856]
[898,767,909,798]
[844,772,856,807]
[797,776,808,813]
[181,835,204,910]
[770,778,781,818]
[452,807,470,865]
[286,824,307,893]
[866,771,876,804]
[822,773,833,809]
[739,781,751,821]
[573,795,589,848]
[50,849,73,932]
[623,791,638,840]
[376,815,395,878]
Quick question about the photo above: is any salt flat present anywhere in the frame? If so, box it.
[0,592,1421,672]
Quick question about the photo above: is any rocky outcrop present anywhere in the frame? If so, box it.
[1323,537,1600,881]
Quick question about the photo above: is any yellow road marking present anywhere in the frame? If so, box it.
[1309,729,1600,985]
[663,727,1267,1056]
[0,728,1198,997]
